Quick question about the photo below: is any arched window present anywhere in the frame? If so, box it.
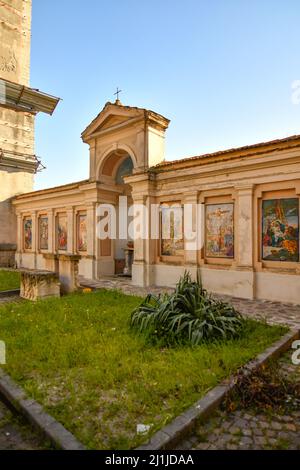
[115,157,133,184]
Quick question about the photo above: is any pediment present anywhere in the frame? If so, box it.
[99,115,131,131]
[81,102,144,142]
[81,101,170,144]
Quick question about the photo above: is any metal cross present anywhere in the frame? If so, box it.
[114,87,122,101]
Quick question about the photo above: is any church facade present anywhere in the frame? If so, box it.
[13,99,300,304]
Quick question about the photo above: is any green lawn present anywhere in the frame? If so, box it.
[0,270,20,292]
[0,289,286,449]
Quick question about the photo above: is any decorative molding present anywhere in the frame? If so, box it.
[0,51,17,74]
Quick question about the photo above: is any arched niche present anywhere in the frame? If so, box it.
[96,145,137,184]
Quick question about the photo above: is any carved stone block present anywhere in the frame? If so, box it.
[20,269,60,301]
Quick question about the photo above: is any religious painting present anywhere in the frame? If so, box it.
[205,203,234,258]
[77,213,87,252]
[160,205,184,256]
[57,214,68,251]
[262,198,299,262]
[24,218,32,250]
[39,217,48,250]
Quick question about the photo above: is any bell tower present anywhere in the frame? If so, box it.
[0,0,34,158]
[0,0,32,86]
[0,0,59,266]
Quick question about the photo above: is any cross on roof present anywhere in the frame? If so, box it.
[114,87,122,101]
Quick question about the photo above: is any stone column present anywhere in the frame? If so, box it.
[183,192,199,279]
[89,140,97,181]
[32,210,38,269]
[58,254,81,294]
[43,209,58,273]
[144,194,157,286]
[86,203,96,279]
[16,214,22,250]
[86,203,96,256]
[32,211,37,252]
[235,184,255,299]
[67,207,75,254]
[131,195,146,286]
[16,213,22,267]
[48,209,55,253]
[126,173,155,287]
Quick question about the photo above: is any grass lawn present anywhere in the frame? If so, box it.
[0,289,286,449]
[0,270,20,292]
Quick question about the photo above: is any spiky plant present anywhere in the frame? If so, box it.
[130,271,244,346]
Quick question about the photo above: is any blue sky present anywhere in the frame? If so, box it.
[31,0,300,190]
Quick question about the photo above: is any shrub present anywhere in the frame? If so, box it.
[130,271,244,346]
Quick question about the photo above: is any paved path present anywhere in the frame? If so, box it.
[215,294,300,330]
[176,352,300,450]
[0,400,47,450]
[80,276,300,329]
[79,275,174,297]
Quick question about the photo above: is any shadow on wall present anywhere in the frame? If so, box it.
[0,197,17,267]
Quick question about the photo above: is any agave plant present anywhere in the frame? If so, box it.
[130,271,244,346]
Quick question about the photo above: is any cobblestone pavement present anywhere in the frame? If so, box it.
[176,353,300,450]
[0,400,48,450]
[215,294,300,330]
[79,276,300,329]
[79,275,174,297]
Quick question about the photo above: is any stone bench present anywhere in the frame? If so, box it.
[20,269,60,301]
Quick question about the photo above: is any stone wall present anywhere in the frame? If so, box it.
[0,109,35,156]
[0,0,32,86]
[0,243,16,267]
[0,167,34,258]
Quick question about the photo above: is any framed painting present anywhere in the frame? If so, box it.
[205,203,234,258]
[77,213,87,252]
[39,216,48,250]
[57,214,68,251]
[262,198,299,262]
[24,218,32,250]
[160,205,184,257]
